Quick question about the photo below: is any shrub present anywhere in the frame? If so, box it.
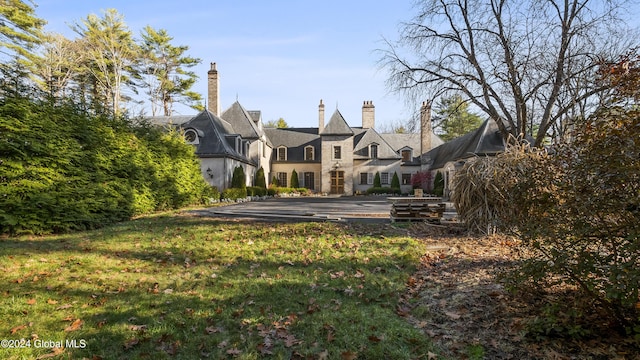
[373,172,381,187]
[390,172,400,190]
[231,166,246,189]
[247,186,267,197]
[411,171,433,192]
[290,169,299,188]
[221,187,247,201]
[433,171,444,196]
[254,167,267,188]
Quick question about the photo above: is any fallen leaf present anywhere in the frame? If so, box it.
[341,350,358,360]
[56,304,73,310]
[427,351,438,360]
[318,349,330,360]
[47,299,58,305]
[226,348,242,356]
[123,338,140,350]
[27,298,36,305]
[129,324,147,332]
[10,324,27,334]
[204,326,222,334]
[64,318,83,332]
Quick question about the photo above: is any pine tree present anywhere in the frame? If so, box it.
[391,172,400,190]
[231,166,246,189]
[374,172,381,187]
[290,169,299,188]
[254,167,266,188]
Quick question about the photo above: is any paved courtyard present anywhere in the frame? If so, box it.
[190,196,394,223]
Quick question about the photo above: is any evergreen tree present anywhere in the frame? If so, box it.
[391,172,400,190]
[254,167,266,188]
[290,169,299,188]
[373,172,381,187]
[434,94,483,141]
[433,171,444,196]
[231,166,246,189]
[0,0,45,59]
[138,26,202,116]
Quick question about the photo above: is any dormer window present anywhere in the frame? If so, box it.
[370,144,378,159]
[184,129,199,144]
[277,146,287,161]
[401,149,412,162]
[304,145,315,161]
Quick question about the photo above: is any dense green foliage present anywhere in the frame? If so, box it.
[290,169,299,188]
[390,171,400,190]
[0,96,212,235]
[373,171,381,187]
[221,187,247,201]
[433,171,444,196]
[230,166,246,189]
[433,94,483,141]
[254,166,266,188]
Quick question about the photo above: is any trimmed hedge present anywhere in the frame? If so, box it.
[0,96,212,235]
[366,187,401,195]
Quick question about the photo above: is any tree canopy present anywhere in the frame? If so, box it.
[433,94,483,141]
[381,0,637,146]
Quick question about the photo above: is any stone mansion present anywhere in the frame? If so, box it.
[156,63,505,195]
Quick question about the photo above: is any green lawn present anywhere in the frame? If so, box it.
[0,212,438,359]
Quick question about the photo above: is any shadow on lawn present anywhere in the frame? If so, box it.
[0,217,438,359]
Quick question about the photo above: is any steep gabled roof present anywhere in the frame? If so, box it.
[353,128,401,159]
[423,118,505,169]
[320,109,354,135]
[221,101,261,139]
[180,110,253,164]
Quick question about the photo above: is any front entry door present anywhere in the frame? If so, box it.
[330,171,344,194]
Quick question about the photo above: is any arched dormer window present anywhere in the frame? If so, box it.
[184,128,201,145]
[277,146,287,161]
[370,144,379,159]
[304,145,315,161]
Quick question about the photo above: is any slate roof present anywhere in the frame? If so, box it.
[353,128,401,159]
[320,109,354,135]
[264,127,321,162]
[221,101,261,139]
[423,118,505,169]
[179,110,254,164]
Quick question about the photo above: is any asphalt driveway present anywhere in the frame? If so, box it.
[190,196,393,223]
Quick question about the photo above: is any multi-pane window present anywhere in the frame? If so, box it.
[303,172,315,190]
[305,146,314,161]
[277,147,287,161]
[276,172,287,187]
[360,173,373,185]
[401,150,412,162]
[333,146,342,160]
[381,172,389,185]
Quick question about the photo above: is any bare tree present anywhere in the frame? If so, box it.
[380,0,636,146]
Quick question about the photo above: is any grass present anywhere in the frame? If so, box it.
[0,212,438,359]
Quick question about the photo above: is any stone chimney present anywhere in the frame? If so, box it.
[362,100,375,129]
[420,101,432,164]
[207,62,220,116]
[318,99,325,133]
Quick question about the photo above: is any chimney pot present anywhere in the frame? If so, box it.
[318,99,325,133]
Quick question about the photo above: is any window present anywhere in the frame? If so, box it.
[370,144,378,159]
[401,150,412,162]
[276,172,287,187]
[333,146,342,160]
[303,172,315,190]
[402,173,412,185]
[360,173,373,185]
[304,146,314,161]
[277,146,287,161]
[381,172,389,185]
[184,129,198,144]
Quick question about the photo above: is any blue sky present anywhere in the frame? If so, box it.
[34,0,416,129]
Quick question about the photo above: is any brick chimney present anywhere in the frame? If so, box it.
[207,62,220,116]
[420,101,432,164]
[362,100,375,129]
[318,99,325,133]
